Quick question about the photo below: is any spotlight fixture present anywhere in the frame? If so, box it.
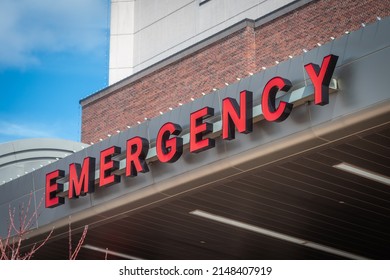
[82,245,142,260]
[190,210,368,260]
[333,163,390,185]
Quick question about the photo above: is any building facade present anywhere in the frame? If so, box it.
[1,0,390,259]
[108,0,301,84]
[82,0,390,144]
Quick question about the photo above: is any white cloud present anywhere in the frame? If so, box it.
[0,0,108,69]
[0,120,56,139]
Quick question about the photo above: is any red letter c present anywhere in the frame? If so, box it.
[261,76,293,122]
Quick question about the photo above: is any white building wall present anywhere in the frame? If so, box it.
[109,0,297,85]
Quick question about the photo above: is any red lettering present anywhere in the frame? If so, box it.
[44,55,338,209]
[304,54,338,105]
[261,76,293,122]
[99,146,121,187]
[156,122,183,163]
[68,157,96,199]
[190,107,215,153]
[45,169,64,208]
[222,90,253,140]
[126,137,149,177]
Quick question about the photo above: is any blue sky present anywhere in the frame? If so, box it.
[0,0,110,143]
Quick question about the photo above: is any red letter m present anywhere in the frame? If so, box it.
[69,157,96,199]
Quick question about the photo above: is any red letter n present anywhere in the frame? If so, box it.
[222,90,253,140]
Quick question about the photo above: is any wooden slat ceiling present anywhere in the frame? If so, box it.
[31,124,390,260]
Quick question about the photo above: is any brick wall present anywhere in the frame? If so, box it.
[254,0,390,68]
[81,0,390,144]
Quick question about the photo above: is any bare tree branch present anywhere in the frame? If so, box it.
[0,192,52,260]
[1,191,91,260]
[68,217,88,260]
[70,225,88,260]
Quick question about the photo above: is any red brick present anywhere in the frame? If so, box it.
[81,0,390,144]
